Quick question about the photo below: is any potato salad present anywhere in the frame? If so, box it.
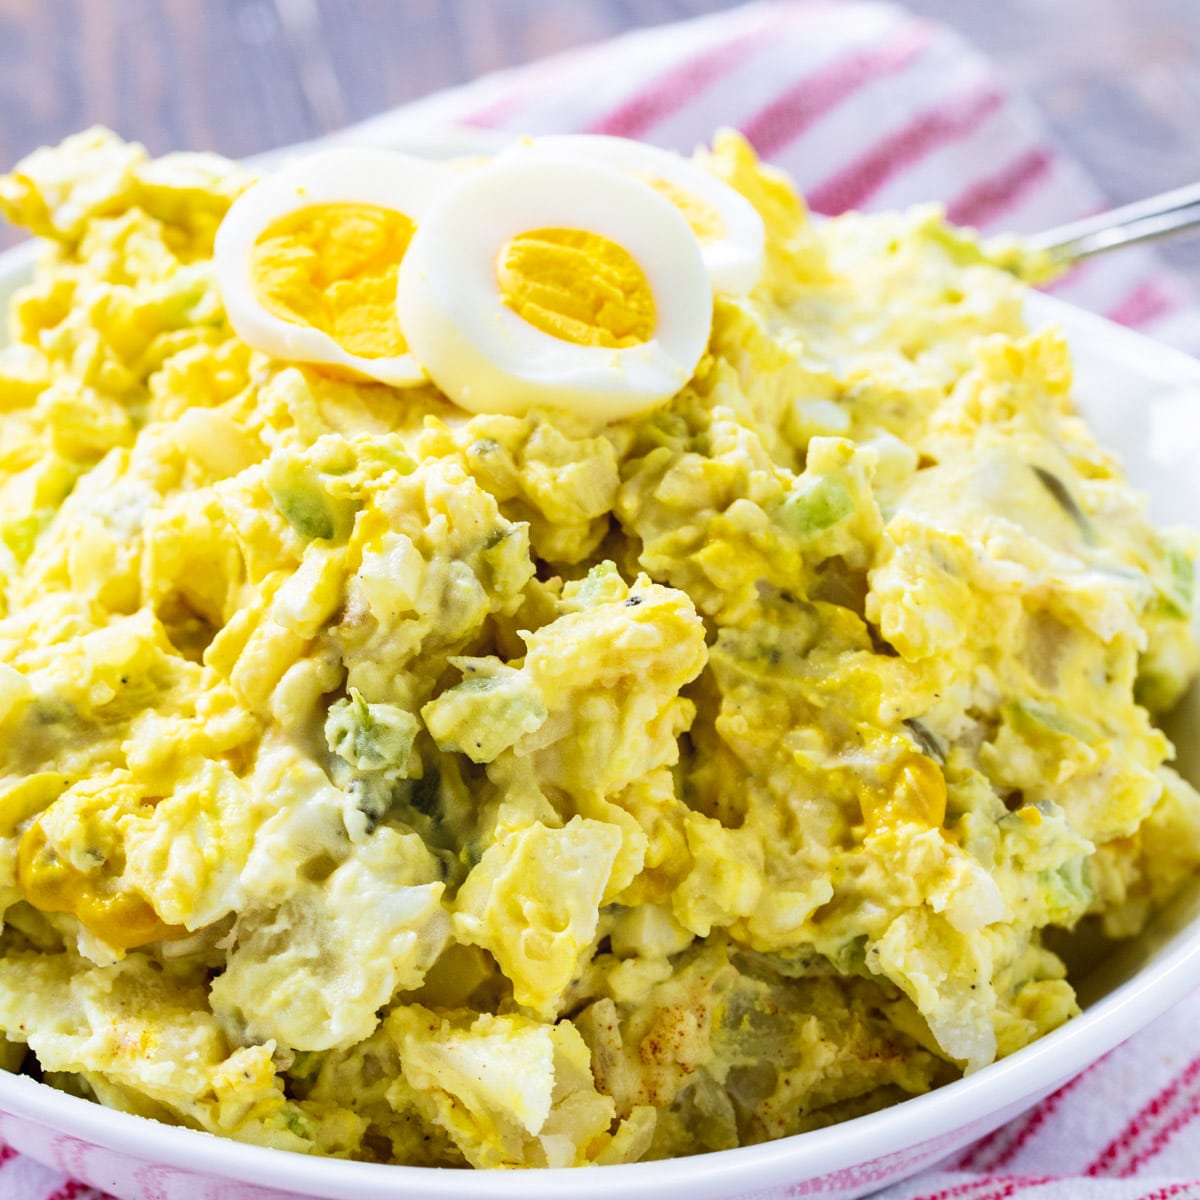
[0,127,1196,1169]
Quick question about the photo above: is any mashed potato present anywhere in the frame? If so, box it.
[0,127,1196,1167]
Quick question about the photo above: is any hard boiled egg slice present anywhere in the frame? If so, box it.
[396,157,713,421]
[215,148,446,386]
[501,134,766,295]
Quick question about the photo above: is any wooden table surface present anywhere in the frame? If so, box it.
[3,0,1200,285]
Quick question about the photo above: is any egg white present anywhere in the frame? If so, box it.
[395,156,713,421]
[215,148,447,387]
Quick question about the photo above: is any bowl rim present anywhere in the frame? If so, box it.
[1,184,1200,1198]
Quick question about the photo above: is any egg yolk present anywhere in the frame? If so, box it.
[17,820,181,951]
[250,203,414,359]
[496,228,657,349]
[640,175,727,245]
[859,752,948,832]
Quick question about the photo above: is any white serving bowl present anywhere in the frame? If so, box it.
[0,153,1199,1200]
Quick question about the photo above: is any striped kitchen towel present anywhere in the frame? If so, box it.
[882,989,1200,1199]
[345,0,1199,353]
[7,3,1200,1199]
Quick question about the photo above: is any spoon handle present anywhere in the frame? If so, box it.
[1029,181,1200,263]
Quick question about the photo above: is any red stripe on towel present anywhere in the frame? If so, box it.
[1087,1054,1200,1177]
[739,19,934,158]
[43,1180,106,1200]
[585,9,788,139]
[946,146,1055,229]
[806,84,1006,214]
[913,1173,1056,1200]
[955,1062,1103,1173]
[1105,277,1185,329]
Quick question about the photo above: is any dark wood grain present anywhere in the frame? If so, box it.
[4,0,1200,282]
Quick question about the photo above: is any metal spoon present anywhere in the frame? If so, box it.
[1029,180,1200,265]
